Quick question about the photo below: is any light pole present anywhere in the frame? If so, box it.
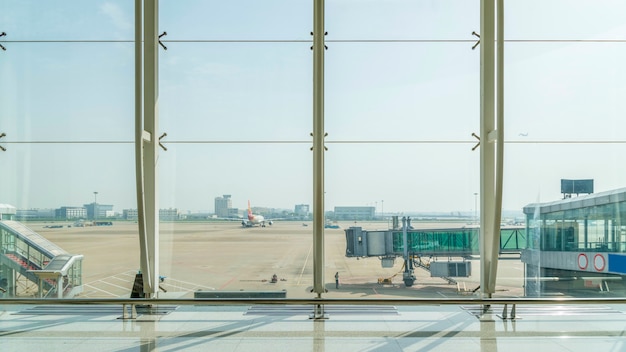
[94,191,98,220]
[375,201,378,220]
[473,192,478,223]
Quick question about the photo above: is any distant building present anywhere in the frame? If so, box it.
[214,195,232,217]
[124,208,181,221]
[187,212,211,220]
[0,204,16,220]
[160,208,180,221]
[55,206,87,220]
[123,209,138,221]
[16,208,55,220]
[294,204,310,218]
[84,203,114,220]
[227,208,240,218]
[334,206,376,221]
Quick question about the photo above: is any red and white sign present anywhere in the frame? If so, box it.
[593,254,606,272]
[578,253,588,270]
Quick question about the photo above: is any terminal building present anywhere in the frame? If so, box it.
[334,206,376,221]
[522,187,626,296]
[83,203,114,220]
[55,207,87,220]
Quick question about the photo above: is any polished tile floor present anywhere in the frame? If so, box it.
[2,303,626,351]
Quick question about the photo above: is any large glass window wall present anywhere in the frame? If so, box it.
[1,1,624,300]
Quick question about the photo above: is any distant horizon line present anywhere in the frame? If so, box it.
[4,203,525,217]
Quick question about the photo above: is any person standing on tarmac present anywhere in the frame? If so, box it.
[335,272,339,289]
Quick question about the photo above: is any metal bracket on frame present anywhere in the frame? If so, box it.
[471,132,480,151]
[0,132,6,151]
[310,31,328,50]
[158,31,167,50]
[310,132,328,151]
[471,31,480,50]
[0,32,6,51]
[158,132,167,151]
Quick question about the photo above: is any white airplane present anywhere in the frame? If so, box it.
[241,201,273,227]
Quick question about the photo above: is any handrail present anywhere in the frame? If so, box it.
[2,297,626,306]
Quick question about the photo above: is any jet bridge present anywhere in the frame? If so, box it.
[345,226,526,258]
[0,220,83,298]
[345,225,527,286]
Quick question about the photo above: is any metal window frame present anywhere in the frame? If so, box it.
[129,0,505,300]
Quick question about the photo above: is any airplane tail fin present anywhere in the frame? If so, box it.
[248,200,252,217]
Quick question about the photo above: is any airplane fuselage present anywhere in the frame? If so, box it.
[241,201,272,227]
[248,214,264,224]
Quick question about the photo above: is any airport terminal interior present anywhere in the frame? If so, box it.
[3,1,626,351]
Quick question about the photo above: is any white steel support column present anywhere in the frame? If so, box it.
[134,0,149,296]
[312,0,326,297]
[134,0,160,298]
[494,0,505,281]
[479,0,504,298]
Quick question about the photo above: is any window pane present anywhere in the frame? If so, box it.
[160,0,311,40]
[1,1,134,40]
[504,144,626,209]
[158,144,312,297]
[506,43,626,141]
[327,43,478,140]
[160,43,311,141]
[159,144,311,210]
[326,144,482,297]
[505,0,626,40]
[1,144,135,211]
[0,144,136,298]
[327,0,479,40]
[1,44,134,141]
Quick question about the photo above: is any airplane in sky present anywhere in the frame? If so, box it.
[241,200,273,228]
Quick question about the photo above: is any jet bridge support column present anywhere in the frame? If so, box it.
[402,217,415,287]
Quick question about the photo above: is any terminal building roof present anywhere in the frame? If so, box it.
[523,187,626,217]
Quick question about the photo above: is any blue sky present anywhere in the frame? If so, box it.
[2,1,626,215]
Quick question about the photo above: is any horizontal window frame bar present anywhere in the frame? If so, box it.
[2,297,626,306]
[3,39,626,44]
[3,140,626,144]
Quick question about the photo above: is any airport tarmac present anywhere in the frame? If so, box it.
[30,220,525,299]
